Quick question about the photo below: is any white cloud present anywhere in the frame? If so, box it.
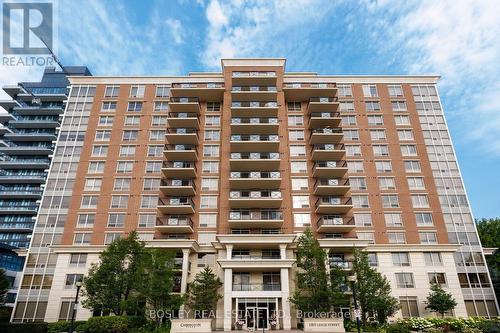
[165,18,185,44]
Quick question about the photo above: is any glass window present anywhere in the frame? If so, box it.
[199,214,217,227]
[290,145,306,157]
[81,195,98,209]
[398,130,414,141]
[77,214,95,227]
[291,178,308,191]
[138,214,156,228]
[127,101,143,112]
[354,213,372,226]
[362,84,378,97]
[201,178,218,191]
[202,161,219,173]
[65,274,84,289]
[130,85,145,98]
[412,194,429,208]
[122,130,138,141]
[385,213,403,227]
[382,194,399,208]
[404,160,421,173]
[156,85,170,98]
[289,130,305,141]
[294,213,311,227]
[340,101,355,112]
[101,101,117,112]
[204,130,220,141]
[400,297,419,317]
[291,161,307,173]
[428,272,447,286]
[365,101,381,112]
[346,145,362,156]
[200,195,218,209]
[350,177,367,190]
[392,101,407,112]
[347,161,364,173]
[107,214,125,227]
[110,195,128,209]
[415,212,433,226]
[375,160,392,172]
[116,161,133,173]
[352,195,369,208]
[407,177,425,190]
[424,252,443,266]
[338,84,352,97]
[140,195,158,208]
[88,161,105,173]
[145,161,162,173]
[378,177,395,190]
[388,232,406,244]
[292,196,310,208]
[114,178,131,191]
[419,232,437,244]
[388,84,403,97]
[203,145,220,157]
[395,273,415,288]
[119,145,136,157]
[91,145,108,157]
[344,129,359,140]
[104,85,119,98]
[392,252,410,266]
[84,178,102,191]
[288,115,304,126]
[370,129,386,141]
[143,178,160,191]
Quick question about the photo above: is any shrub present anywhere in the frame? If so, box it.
[478,319,500,333]
[87,316,129,333]
[0,322,48,333]
[48,320,88,333]
[400,318,434,331]
[386,323,410,333]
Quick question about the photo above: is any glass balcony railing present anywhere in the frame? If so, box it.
[310,112,340,118]
[232,71,276,78]
[230,152,280,160]
[170,97,199,103]
[230,190,281,199]
[171,83,223,89]
[231,117,278,124]
[158,197,195,207]
[232,86,277,92]
[229,210,283,221]
[232,283,281,291]
[231,101,278,108]
[318,216,355,227]
[230,135,279,142]
[316,197,352,206]
[230,171,280,179]
[284,83,331,88]
[156,216,193,227]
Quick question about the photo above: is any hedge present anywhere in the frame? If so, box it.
[0,322,48,333]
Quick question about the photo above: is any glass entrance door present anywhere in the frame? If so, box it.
[246,307,268,330]
[257,308,268,330]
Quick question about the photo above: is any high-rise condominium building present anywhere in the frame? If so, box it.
[11,59,497,328]
[0,66,91,307]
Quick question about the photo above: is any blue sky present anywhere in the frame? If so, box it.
[1,0,499,218]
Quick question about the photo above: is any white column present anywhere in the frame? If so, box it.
[223,268,233,331]
[279,244,287,259]
[226,244,233,259]
[179,249,190,316]
[280,268,292,330]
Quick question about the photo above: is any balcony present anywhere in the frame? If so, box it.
[0,187,42,198]
[170,83,224,101]
[313,161,348,178]
[230,152,280,171]
[162,162,196,179]
[228,210,283,228]
[231,117,279,134]
[232,71,277,85]
[0,204,38,214]
[9,114,60,128]
[0,144,53,155]
[307,97,340,113]
[329,259,353,270]
[231,86,277,101]
[314,179,350,196]
[315,197,353,214]
[229,190,282,208]
[229,171,281,189]
[155,216,194,233]
[165,128,198,145]
[160,179,196,196]
[158,197,195,215]
[283,83,337,101]
[231,101,279,117]
[230,134,279,152]
[232,283,281,291]
[163,144,198,161]
[311,144,345,160]
[317,216,356,233]
[308,112,341,128]
[0,158,50,169]
[167,112,200,128]
[169,97,200,113]
[310,128,343,144]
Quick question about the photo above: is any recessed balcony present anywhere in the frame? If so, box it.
[0,144,53,155]
[314,178,350,196]
[317,216,356,233]
[232,283,281,292]
[160,179,196,196]
[156,216,194,233]
[229,171,281,189]
[329,258,354,270]
[170,83,224,102]
[230,152,280,171]
[310,128,343,144]
[231,86,278,101]
[231,117,279,134]
[163,144,198,161]
[169,97,200,113]
[230,134,279,152]
[0,158,49,170]
[9,115,59,128]
[311,144,346,160]
[167,112,200,128]
[157,197,195,215]
[308,112,342,128]
[162,162,196,179]
[232,71,277,85]
[229,190,282,208]
[315,197,353,214]
[165,128,199,145]
[307,97,340,113]
[283,83,337,101]
[313,161,348,178]
[228,209,284,228]
[231,101,279,117]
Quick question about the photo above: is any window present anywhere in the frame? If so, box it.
[107,214,125,227]
[289,130,305,141]
[199,214,217,227]
[154,101,168,112]
[404,160,421,173]
[88,161,105,173]
[290,145,306,157]
[350,177,367,190]
[375,160,392,172]
[138,214,156,228]
[122,130,138,141]
[77,214,95,227]
[127,101,143,112]
[204,130,220,141]
[291,178,308,191]
[201,178,218,191]
[378,177,396,190]
[147,145,163,157]
[130,85,145,98]
[69,254,87,266]
[125,115,141,126]
[395,115,410,125]
[395,273,415,288]
[407,177,425,190]
[150,130,165,141]
[205,115,220,126]
[105,233,121,245]
[156,85,169,97]
[370,129,386,141]
[110,195,128,209]
[84,178,102,191]
[342,115,357,125]
[203,145,219,157]
[357,232,375,243]
[288,115,303,126]
[143,178,160,191]
[401,145,417,156]
[382,195,399,208]
[424,252,442,266]
[152,116,167,126]
[398,130,414,141]
[202,161,219,173]
[141,195,158,209]
[373,145,389,156]
[114,178,131,191]
[347,161,364,173]
[392,252,410,266]
[412,194,429,208]
[344,129,359,140]
[294,213,311,227]
[354,213,372,226]
[293,196,310,208]
[339,101,355,112]
[207,102,220,112]
[116,161,133,173]
[428,273,447,286]
[388,232,406,244]
[400,297,419,317]
[287,102,301,112]
[74,233,91,245]
[362,84,378,97]
[291,161,307,173]
[104,85,119,97]
[95,130,111,141]
[346,145,362,156]
[119,145,136,157]
[388,84,403,97]
[385,213,403,227]
[352,195,369,208]
[91,145,108,157]
[200,195,217,209]
[145,161,162,173]
[98,115,114,126]
[338,84,352,97]
[101,101,117,112]
[365,101,381,112]
[368,115,384,125]
[81,195,98,209]
[392,101,407,112]
[368,253,378,267]
[65,274,83,289]
[419,232,437,244]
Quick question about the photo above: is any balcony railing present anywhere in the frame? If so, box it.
[171,83,223,89]
[163,161,195,169]
[310,97,338,103]
[230,171,280,179]
[232,72,276,78]
[315,178,350,187]
[316,197,352,206]
[229,210,283,221]
[314,160,347,168]
[329,260,353,269]
[230,135,279,142]
[230,191,281,199]
[232,86,277,92]
[232,254,281,260]
[311,128,343,134]
[167,112,198,119]
[312,144,345,151]
[156,216,194,227]
[166,128,197,134]
[230,152,280,160]
[232,283,281,291]
[317,216,355,227]
[170,97,199,103]
[231,101,278,108]
[158,197,195,207]
[161,179,196,188]
[231,117,278,124]
[284,83,332,88]
[164,144,197,151]
[310,112,341,118]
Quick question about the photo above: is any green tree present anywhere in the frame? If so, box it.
[0,269,9,305]
[476,217,500,301]
[425,283,457,317]
[352,249,399,324]
[82,231,147,316]
[141,249,184,326]
[187,266,222,318]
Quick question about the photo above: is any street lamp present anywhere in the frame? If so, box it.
[347,275,361,333]
[69,281,83,333]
